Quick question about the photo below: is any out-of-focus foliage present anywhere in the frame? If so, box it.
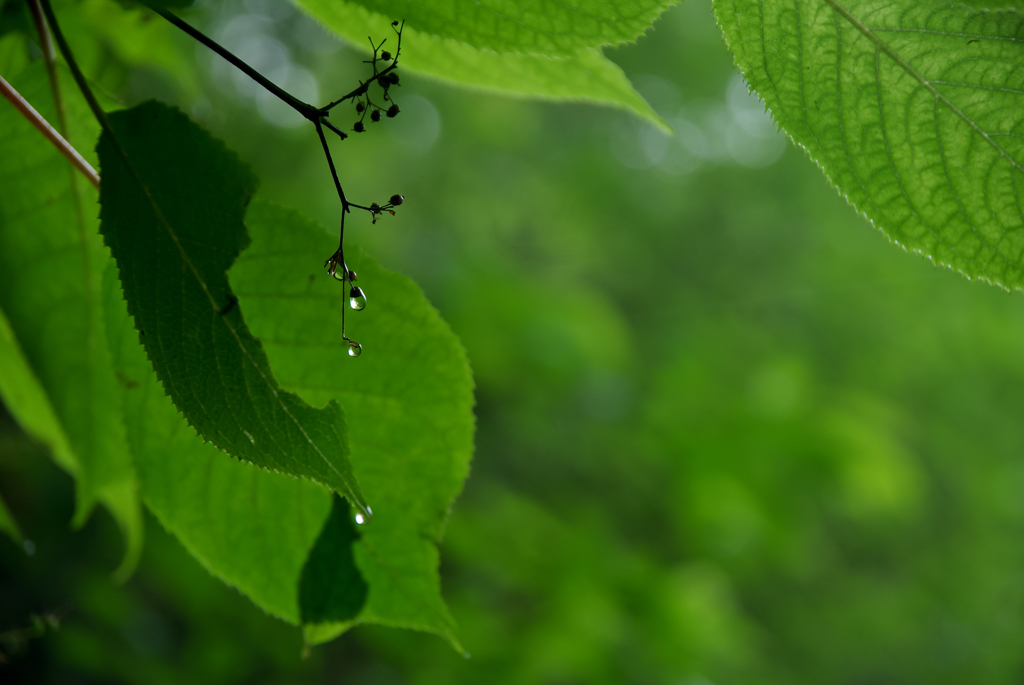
[6,0,1024,682]
[717,0,1024,291]
[0,488,21,544]
[0,63,143,578]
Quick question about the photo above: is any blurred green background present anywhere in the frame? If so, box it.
[6,0,1024,682]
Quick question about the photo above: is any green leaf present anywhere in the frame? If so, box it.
[59,0,199,91]
[230,200,474,651]
[0,64,142,578]
[97,102,369,517]
[104,198,474,647]
[0,490,22,545]
[102,262,335,622]
[0,302,76,476]
[715,0,1024,290]
[0,0,32,40]
[299,495,368,624]
[315,0,674,56]
[292,0,666,128]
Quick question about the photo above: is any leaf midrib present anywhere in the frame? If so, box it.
[823,0,1024,177]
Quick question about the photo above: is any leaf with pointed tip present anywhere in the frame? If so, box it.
[0,64,141,578]
[104,199,473,648]
[293,0,666,129]
[97,101,369,517]
[315,0,675,56]
[231,200,474,651]
[102,261,337,622]
[715,0,1024,290]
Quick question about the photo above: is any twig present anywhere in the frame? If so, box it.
[38,0,110,132]
[0,74,99,189]
[27,0,68,134]
[142,1,321,121]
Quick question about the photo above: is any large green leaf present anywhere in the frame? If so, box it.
[0,64,141,577]
[715,0,1024,290]
[231,200,474,650]
[293,0,666,129]
[97,102,369,517]
[102,263,337,622]
[317,0,675,56]
[104,198,474,648]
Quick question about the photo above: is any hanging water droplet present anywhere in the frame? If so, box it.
[353,505,372,525]
[347,340,362,357]
[331,268,347,282]
[349,286,366,311]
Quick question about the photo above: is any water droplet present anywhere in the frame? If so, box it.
[354,505,372,525]
[332,268,347,282]
[347,340,362,357]
[349,286,366,311]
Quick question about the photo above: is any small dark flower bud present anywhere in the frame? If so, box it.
[370,202,381,213]
[387,72,400,85]
[380,50,392,61]
[370,109,381,122]
[392,20,399,25]
[386,104,400,118]
[389,194,404,206]
[353,121,365,132]
[348,270,357,281]
[356,101,365,113]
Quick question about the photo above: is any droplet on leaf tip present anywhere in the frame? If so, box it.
[347,340,362,357]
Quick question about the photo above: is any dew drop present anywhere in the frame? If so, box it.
[331,268,347,282]
[349,286,366,311]
[347,340,362,357]
[354,505,373,525]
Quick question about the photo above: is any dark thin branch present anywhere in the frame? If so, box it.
[314,119,349,209]
[321,118,348,140]
[39,0,110,132]
[27,0,68,134]
[142,2,320,121]
[323,64,396,112]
